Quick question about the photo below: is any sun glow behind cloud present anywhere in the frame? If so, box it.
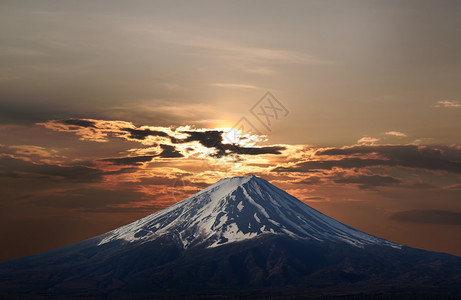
[31,118,461,201]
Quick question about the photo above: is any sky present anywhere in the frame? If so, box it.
[1,0,461,260]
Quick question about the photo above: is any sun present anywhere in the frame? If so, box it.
[221,128,240,144]
[205,117,235,130]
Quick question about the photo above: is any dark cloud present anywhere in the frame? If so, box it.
[390,210,461,225]
[0,156,138,183]
[80,206,164,213]
[158,144,183,158]
[446,184,461,190]
[137,175,208,190]
[32,188,149,210]
[0,156,104,182]
[317,145,417,156]
[304,196,327,201]
[292,172,402,189]
[293,177,325,185]
[0,101,69,125]
[178,130,285,157]
[99,155,155,165]
[60,119,97,128]
[222,144,285,156]
[410,182,437,189]
[273,158,389,172]
[99,144,183,165]
[0,171,21,178]
[103,167,139,175]
[334,174,402,189]
[320,145,461,173]
[275,145,461,174]
[39,165,104,181]
[122,128,170,140]
[179,130,223,147]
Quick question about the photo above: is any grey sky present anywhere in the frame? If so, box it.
[1,0,461,146]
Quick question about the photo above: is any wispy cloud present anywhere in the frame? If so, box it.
[357,137,380,144]
[334,174,402,190]
[183,36,331,66]
[390,210,461,225]
[385,131,407,137]
[435,100,461,108]
[0,144,65,165]
[209,83,259,89]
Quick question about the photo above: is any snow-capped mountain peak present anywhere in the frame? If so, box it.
[98,175,400,249]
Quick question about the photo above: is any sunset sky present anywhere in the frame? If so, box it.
[1,0,461,260]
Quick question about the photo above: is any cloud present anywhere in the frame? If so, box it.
[303,196,328,202]
[320,145,461,174]
[274,145,461,174]
[0,101,69,125]
[1,144,65,165]
[0,156,105,182]
[99,145,183,165]
[410,182,437,189]
[60,119,97,128]
[334,174,402,189]
[357,137,380,144]
[209,83,258,89]
[177,129,285,157]
[293,177,325,185]
[178,130,224,148]
[32,187,152,210]
[157,144,183,158]
[389,210,461,225]
[290,168,404,190]
[317,145,414,156]
[0,171,21,178]
[80,206,165,213]
[385,131,407,137]
[183,36,330,65]
[273,158,390,172]
[122,127,171,140]
[224,145,285,156]
[435,100,461,108]
[445,183,461,190]
[100,155,156,165]
[37,119,134,142]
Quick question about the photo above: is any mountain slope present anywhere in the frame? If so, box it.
[0,175,460,299]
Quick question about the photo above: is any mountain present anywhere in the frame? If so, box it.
[0,175,460,299]
[98,175,399,249]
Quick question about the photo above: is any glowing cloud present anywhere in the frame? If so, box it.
[385,131,407,137]
[435,100,461,108]
[357,137,380,144]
